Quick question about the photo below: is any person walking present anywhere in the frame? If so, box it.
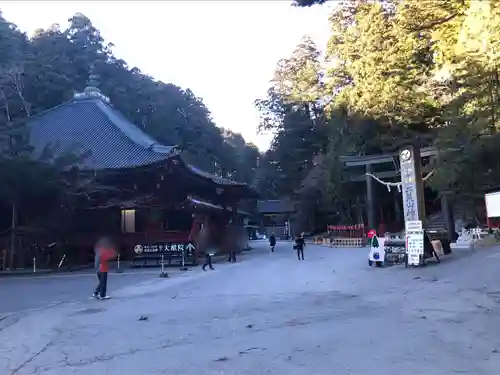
[269,233,276,252]
[227,249,236,263]
[92,237,117,300]
[92,245,101,297]
[294,233,305,260]
[202,248,215,271]
[226,222,238,263]
[197,223,215,271]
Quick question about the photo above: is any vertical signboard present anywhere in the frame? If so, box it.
[399,146,425,223]
[400,146,426,267]
[284,220,290,239]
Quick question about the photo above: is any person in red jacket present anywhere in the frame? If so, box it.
[92,237,117,300]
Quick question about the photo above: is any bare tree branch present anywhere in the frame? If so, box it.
[0,64,30,117]
[0,89,11,124]
[413,13,458,31]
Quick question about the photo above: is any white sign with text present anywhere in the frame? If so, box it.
[406,230,424,266]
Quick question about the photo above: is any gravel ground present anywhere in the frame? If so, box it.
[2,241,500,375]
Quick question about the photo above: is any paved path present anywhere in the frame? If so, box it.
[2,242,500,374]
[0,268,171,315]
[0,249,260,315]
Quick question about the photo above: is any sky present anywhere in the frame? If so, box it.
[2,1,333,151]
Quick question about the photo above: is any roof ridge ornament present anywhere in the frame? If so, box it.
[73,63,111,104]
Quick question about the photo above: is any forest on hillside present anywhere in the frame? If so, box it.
[3,1,500,236]
[0,11,259,184]
[257,0,500,231]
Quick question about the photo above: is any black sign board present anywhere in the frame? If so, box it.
[134,242,196,255]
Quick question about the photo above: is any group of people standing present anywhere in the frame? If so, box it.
[269,233,306,260]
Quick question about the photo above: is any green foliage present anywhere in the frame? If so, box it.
[0,12,258,183]
[254,38,328,199]
[257,0,500,232]
[0,10,260,248]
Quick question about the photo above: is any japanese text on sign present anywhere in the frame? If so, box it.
[405,220,422,231]
[404,185,417,222]
[406,230,424,266]
[134,242,196,255]
[400,148,420,222]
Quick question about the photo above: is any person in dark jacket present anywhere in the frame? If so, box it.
[269,233,276,252]
[203,247,215,271]
[197,224,215,271]
[294,233,305,260]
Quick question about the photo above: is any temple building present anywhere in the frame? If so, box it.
[257,199,295,239]
[20,75,257,266]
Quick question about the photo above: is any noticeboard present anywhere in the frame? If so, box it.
[406,230,424,266]
[485,191,500,218]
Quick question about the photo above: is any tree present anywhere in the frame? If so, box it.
[325,1,439,146]
[293,0,328,6]
[254,151,280,199]
[220,129,260,184]
[0,11,260,268]
[258,0,500,232]
[0,13,100,268]
[0,11,258,180]
[323,0,500,203]
[255,37,328,197]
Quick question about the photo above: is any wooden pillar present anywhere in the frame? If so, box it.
[441,195,455,241]
[366,164,376,230]
[393,188,402,224]
[231,201,237,224]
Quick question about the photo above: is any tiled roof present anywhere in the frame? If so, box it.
[185,163,247,186]
[257,199,295,214]
[174,159,259,198]
[28,98,178,170]
[184,196,250,216]
[27,94,256,197]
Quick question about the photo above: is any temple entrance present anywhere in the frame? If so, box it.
[340,147,454,238]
